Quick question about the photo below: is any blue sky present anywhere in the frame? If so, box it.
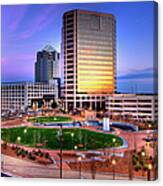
[1,1,157,93]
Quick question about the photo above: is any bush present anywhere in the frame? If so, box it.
[22,154,26,158]
[16,149,22,156]
[12,145,16,150]
[28,152,36,161]
[45,152,50,159]
[132,158,137,165]
[31,156,36,161]
[39,152,44,157]
[134,163,141,172]
[143,164,148,171]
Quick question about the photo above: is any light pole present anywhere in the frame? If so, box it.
[24,128,27,144]
[1,154,4,171]
[17,136,21,146]
[141,151,146,177]
[57,124,63,179]
[71,132,74,150]
[78,156,82,179]
[112,159,116,180]
[147,163,152,181]
[146,130,150,158]
[112,138,116,156]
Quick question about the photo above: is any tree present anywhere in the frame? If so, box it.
[51,100,58,109]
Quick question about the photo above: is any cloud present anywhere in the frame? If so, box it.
[9,6,28,32]
[118,67,155,80]
[20,7,55,39]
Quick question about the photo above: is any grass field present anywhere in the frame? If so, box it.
[1,127,123,150]
[28,116,72,123]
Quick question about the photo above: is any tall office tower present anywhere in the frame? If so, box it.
[62,9,116,111]
[35,44,60,82]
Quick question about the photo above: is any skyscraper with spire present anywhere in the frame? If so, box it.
[35,44,60,82]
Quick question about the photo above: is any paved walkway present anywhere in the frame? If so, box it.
[2,155,149,180]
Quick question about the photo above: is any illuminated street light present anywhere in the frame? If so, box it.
[24,129,27,134]
[74,145,78,150]
[57,124,63,179]
[112,138,116,156]
[78,156,82,178]
[147,163,152,181]
[71,133,74,150]
[112,159,116,180]
[112,138,116,143]
[148,124,152,129]
[71,133,74,137]
[17,136,21,147]
[141,151,146,157]
[23,128,27,144]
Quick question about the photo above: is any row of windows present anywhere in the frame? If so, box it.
[78,29,114,37]
[78,34,113,42]
[78,44,115,51]
[78,49,114,56]
[109,99,152,103]
[108,104,152,108]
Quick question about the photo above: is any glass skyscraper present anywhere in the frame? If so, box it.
[35,45,60,83]
[62,9,116,111]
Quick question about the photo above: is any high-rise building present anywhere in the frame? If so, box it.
[35,44,60,82]
[62,9,116,111]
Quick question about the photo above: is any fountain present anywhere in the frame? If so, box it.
[103,117,110,131]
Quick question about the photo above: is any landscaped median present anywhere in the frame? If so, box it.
[27,116,72,123]
[1,127,123,150]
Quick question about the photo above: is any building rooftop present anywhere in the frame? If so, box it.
[42,44,56,52]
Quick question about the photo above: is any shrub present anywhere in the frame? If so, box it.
[16,149,22,156]
[143,164,148,171]
[12,145,16,150]
[132,158,137,165]
[28,152,36,161]
[45,152,50,159]
[39,152,44,157]
[22,154,26,158]
[134,163,141,172]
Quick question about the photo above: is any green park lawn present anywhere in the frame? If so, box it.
[1,127,123,150]
[28,116,72,123]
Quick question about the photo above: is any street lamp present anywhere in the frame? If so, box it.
[24,128,27,144]
[141,151,146,157]
[148,124,152,129]
[57,124,63,179]
[71,133,74,150]
[74,145,78,151]
[147,163,152,181]
[112,138,116,143]
[112,138,116,156]
[78,156,82,179]
[112,159,116,180]
[17,136,21,146]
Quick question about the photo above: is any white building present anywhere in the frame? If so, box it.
[1,81,58,112]
[105,94,158,122]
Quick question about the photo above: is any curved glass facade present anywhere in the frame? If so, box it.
[77,11,116,93]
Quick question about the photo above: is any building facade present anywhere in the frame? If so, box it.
[1,82,58,112]
[62,9,116,111]
[105,94,158,122]
[35,45,60,82]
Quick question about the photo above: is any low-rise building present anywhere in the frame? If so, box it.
[105,94,158,122]
[1,81,58,112]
